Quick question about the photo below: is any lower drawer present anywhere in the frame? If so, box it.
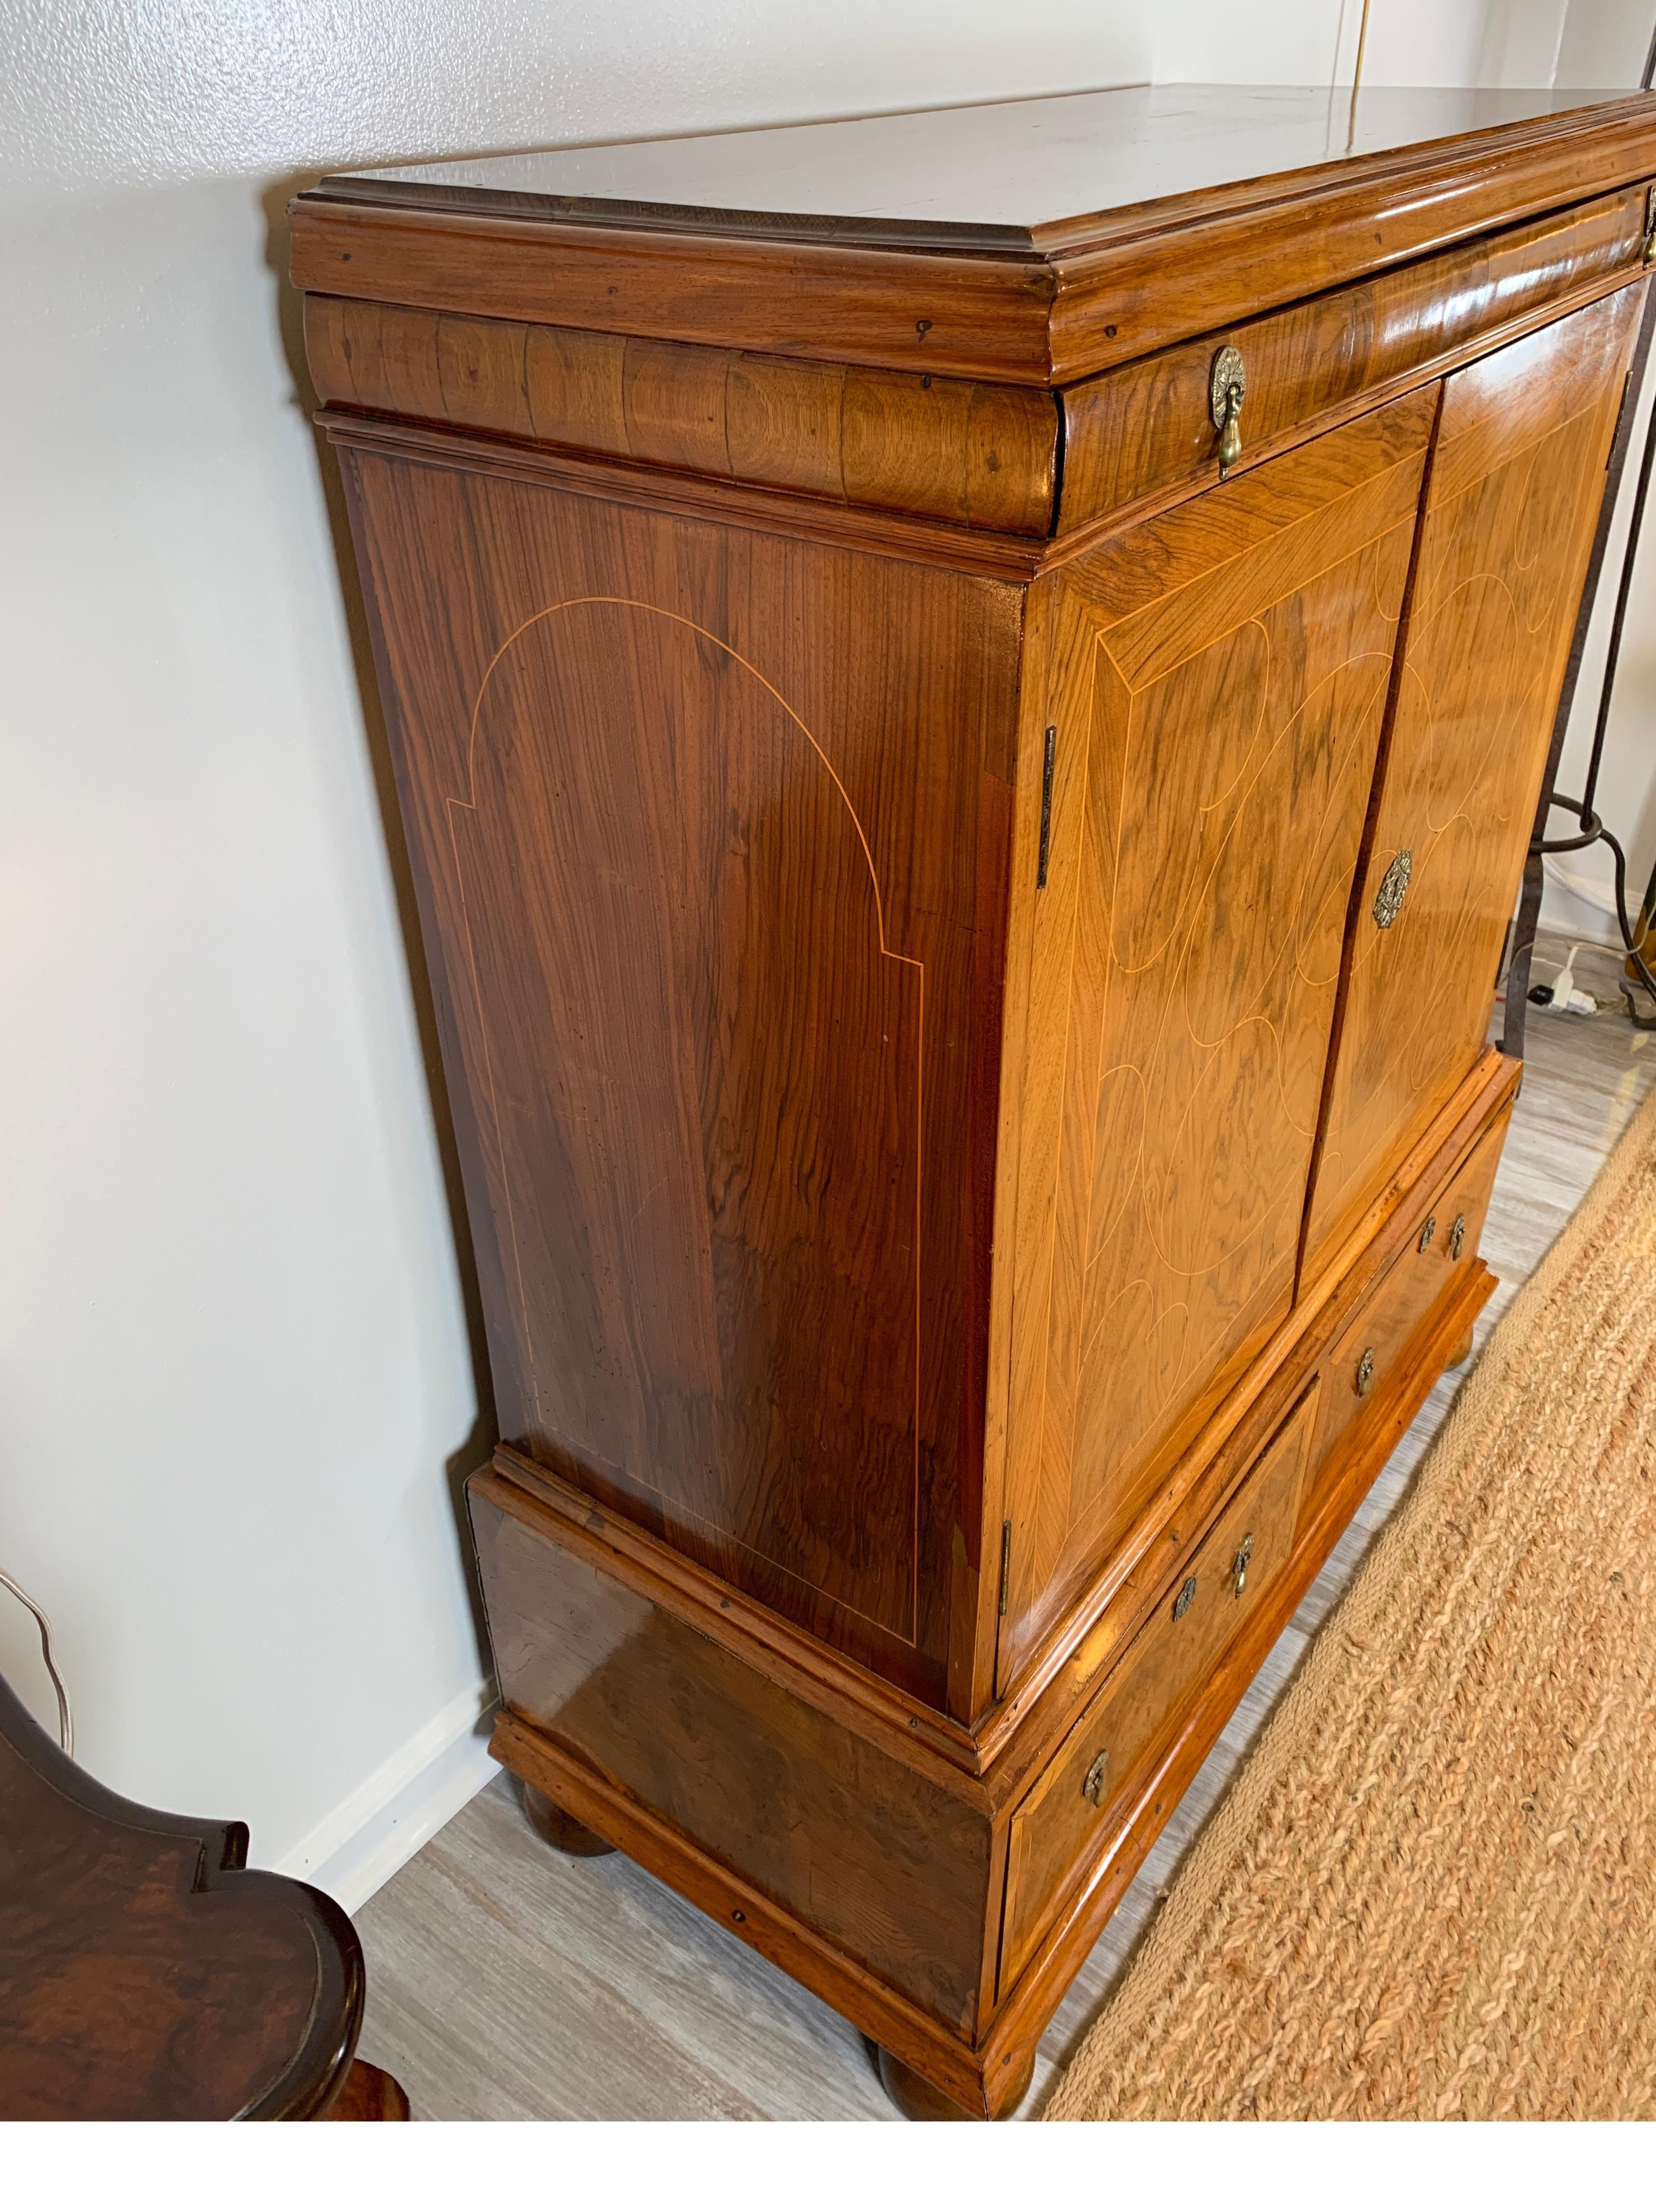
[469,1470,994,2032]
[1305,1101,1511,1513]
[998,1386,1319,1993]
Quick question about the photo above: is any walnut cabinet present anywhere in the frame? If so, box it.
[291,84,1656,2116]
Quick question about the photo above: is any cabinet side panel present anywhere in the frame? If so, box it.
[1303,285,1641,1278]
[999,393,1434,1680]
[342,448,1021,1700]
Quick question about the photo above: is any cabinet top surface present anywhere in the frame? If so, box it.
[322,82,1649,254]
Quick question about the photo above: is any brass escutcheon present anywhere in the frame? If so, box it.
[1418,1214,1437,1253]
[1209,345,1247,477]
[1356,1346,1376,1397]
[1373,849,1413,929]
[1082,1749,1111,1808]
[1232,1531,1254,1598]
[1449,1211,1466,1261]
[1173,1573,1198,1621]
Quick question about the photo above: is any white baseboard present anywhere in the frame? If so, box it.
[273,1677,500,1915]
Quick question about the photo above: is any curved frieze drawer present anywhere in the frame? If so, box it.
[1058,183,1651,535]
[303,295,1057,536]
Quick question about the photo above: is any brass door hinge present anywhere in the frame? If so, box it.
[998,1521,1012,1615]
[1037,726,1057,888]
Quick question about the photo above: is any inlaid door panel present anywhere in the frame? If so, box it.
[1302,285,1641,1283]
[345,453,1023,1702]
[999,390,1435,1681]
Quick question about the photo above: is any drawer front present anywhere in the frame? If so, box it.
[469,1470,994,2032]
[1058,184,1647,535]
[999,1388,1319,1992]
[305,297,1058,535]
[1307,1103,1511,1502]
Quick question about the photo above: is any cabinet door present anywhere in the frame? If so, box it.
[1302,287,1641,1280]
[998,390,1435,1681]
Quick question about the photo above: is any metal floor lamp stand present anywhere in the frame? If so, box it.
[1503,266,1656,1052]
[1504,41,1656,1056]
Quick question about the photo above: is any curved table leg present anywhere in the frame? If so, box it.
[319,2059,411,2120]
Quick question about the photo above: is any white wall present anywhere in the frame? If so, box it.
[1556,0,1651,82]
[0,0,1597,1903]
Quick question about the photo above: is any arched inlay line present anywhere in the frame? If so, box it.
[446,594,925,1644]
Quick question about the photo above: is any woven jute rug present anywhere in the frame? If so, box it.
[1046,1084,1656,2121]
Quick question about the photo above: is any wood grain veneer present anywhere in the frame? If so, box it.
[1303,285,1638,1279]
[996,388,1433,1681]
[471,1471,994,2032]
[291,88,1656,384]
[998,1386,1316,1995]
[306,297,1058,535]
[1302,1104,1509,1529]
[472,1092,1502,2113]
[291,87,1653,2119]
[981,1046,1520,1796]
[343,448,1021,1705]
[1057,184,1647,533]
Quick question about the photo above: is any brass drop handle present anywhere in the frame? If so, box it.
[1082,1750,1110,1808]
[1231,1531,1254,1598]
[1356,1346,1376,1397]
[1209,345,1247,477]
[1449,1211,1466,1261]
[1418,1214,1437,1254]
[1644,184,1656,264]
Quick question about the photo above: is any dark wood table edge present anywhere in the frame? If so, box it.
[0,1674,382,2121]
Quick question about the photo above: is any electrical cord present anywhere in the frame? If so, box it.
[0,1569,74,1757]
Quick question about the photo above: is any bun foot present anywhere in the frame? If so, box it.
[1447,1328,1475,1367]
[522,1782,617,1858]
[875,2044,1033,2121]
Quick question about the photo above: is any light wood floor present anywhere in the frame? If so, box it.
[354,940,1655,2120]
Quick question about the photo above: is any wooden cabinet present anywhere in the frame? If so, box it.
[291,83,1656,2117]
